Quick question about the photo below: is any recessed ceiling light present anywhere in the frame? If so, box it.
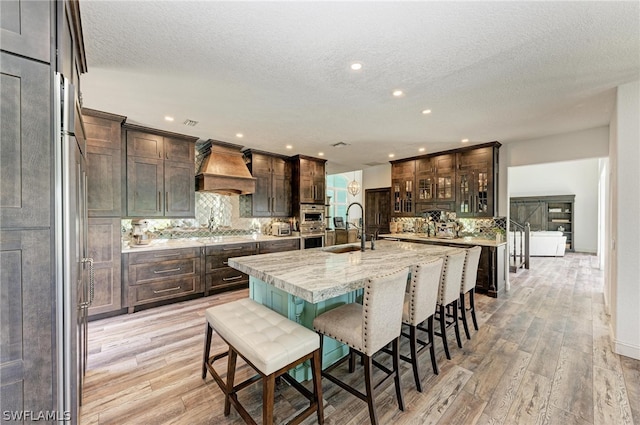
[421,109,432,115]
[419,148,426,152]
[318,152,324,156]
[164,116,174,121]
[350,62,362,71]
[388,153,395,158]
[392,90,404,97]
[235,133,243,138]
[461,138,469,143]
[285,145,293,150]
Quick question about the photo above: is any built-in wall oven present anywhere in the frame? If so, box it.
[299,204,325,249]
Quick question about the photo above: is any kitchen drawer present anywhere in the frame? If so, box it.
[127,247,201,265]
[258,238,300,254]
[130,276,199,306]
[129,257,199,284]
[206,267,249,294]
[205,242,257,257]
[205,242,257,270]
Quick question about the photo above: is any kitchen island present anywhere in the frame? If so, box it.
[228,240,462,379]
[378,233,507,298]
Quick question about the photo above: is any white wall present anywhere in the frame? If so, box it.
[362,163,391,190]
[609,80,640,360]
[508,159,600,253]
[505,126,610,167]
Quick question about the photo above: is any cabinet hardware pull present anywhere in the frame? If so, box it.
[222,247,243,251]
[153,253,180,257]
[165,192,169,211]
[153,267,181,274]
[158,191,161,211]
[153,286,181,294]
[222,261,228,265]
[223,275,243,281]
[80,258,95,308]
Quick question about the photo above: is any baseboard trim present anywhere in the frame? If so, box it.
[613,338,640,360]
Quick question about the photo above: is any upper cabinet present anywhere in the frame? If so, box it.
[241,150,291,217]
[391,160,415,217]
[82,109,126,217]
[291,155,326,205]
[124,125,196,218]
[456,146,498,217]
[392,142,501,218]
[0,0,50,63]
[414,153,456,214]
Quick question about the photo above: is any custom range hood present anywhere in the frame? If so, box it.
[195,140,256,195]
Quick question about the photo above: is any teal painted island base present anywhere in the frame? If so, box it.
[249,276,361,381]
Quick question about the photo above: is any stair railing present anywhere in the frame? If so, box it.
[509,219,530,271]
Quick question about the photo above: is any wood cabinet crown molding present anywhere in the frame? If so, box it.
[389,141,501,164]
[81,107,126,123]
[123,123,198,143]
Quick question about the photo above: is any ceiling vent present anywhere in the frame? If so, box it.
[364,161,385,166]
[331,141,350,148]
[183,119,199,127]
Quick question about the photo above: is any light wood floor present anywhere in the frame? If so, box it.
[80,253,640,425]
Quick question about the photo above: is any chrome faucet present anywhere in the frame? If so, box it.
[346,202,366,252]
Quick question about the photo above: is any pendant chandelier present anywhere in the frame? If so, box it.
[347,172,360,196]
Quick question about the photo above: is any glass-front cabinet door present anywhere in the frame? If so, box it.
[458,172,471,214]
[477,171,489,215]
[392,177,414,216]
[417,175,434,202]
[436,173,454,201]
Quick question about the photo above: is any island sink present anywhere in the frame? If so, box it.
[323,245,365,254]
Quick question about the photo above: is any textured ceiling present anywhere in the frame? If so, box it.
[80,1,639,173]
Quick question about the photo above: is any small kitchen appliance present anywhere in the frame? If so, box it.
[271,222,291,236]
[131,219,151,245]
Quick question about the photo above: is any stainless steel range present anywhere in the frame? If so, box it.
[299,204,324,249]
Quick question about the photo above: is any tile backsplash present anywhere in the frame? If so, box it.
[122,192,288,240]
[392,214,506,239]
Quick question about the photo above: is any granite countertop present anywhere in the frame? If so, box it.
[121,234,301,253]
[228,240,462,304]
[378,233,507,247]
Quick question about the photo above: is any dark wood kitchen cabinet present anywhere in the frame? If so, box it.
[392,142,500,218]
[124,125,197,218]
[365,187,391,237]
[258,238,300,254]
[456,146,498,217]
[415,153,456,213]
[292,155,326,205]
[0,0,50,63]
[124,246,203,312]
[83,109,126,217]
[0,53,51,228]
[241,150,291,217]
[2,0,88,417]
[391,159,415,217]
[87,218,122,317]
[204,243,257,295]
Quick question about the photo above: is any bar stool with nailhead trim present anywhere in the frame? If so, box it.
[312,267,409,425]
[434,250,467,360]
[460,246,482,340]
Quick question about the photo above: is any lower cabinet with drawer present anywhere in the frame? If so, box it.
[257,238,300,254]
[124,246,203,313]
[204,242,257,295]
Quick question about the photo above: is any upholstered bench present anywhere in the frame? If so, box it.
[202,298,324,425]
